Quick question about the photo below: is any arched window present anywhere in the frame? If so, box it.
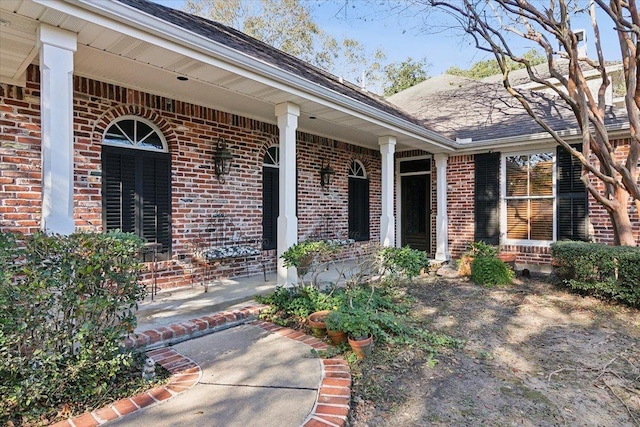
[348,160,370,241]
[262,146,279,250]
[102,117,171,260]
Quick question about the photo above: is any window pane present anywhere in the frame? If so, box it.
[530,199,553,240]
[529,153,553,196]
[104,122,133,146]
[400,159,430,173]
[506,155,528,197]
[138,122,164,149]
[506,199,528,239]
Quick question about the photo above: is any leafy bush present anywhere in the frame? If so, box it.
[0,231,146,424]
[379,246,429,280]
[466,241,499,258]
[551,241,640,306]
[255,285,345,325]
[280,240,339,268]
[471,256,515,287]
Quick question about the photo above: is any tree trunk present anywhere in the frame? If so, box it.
[609,187,637,246]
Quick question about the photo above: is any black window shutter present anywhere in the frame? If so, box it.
[103,145,171,260]
[262,166,278,250]
[474,152,500,245]
[348,178,370,241]
[102,147,136,234]
[141,153,172,260]
[557,145,588,241]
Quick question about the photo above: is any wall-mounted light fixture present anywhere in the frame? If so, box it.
[213,137,234,183]
[319,158,335,188]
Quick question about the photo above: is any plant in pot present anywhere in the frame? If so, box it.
[308,309,330,338]
[333,307,374,359]
[281,240,337,286]
[324,310,348,345]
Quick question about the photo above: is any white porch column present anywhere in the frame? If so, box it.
[275,102,300,285]
[434,153,450,261]
[38,24,77,235]
[378,136,396,247]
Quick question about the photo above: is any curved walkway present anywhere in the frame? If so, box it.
[51,306,351,427]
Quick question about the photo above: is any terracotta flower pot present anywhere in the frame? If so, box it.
[498,252,517,270]
[327,329,348,345]
[308,310,330,338]
[348,334,373,359]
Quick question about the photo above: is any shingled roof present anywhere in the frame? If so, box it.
[116,0,425,128]
[387,71,629,143]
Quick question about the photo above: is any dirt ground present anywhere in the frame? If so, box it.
[348,269,640,426]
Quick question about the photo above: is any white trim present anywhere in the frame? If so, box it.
[34,0,456,152]
[101,115,168,152]
[348,159,367,179]
[263,145,280,168]
[500,150,557,246]
[396,154,433,252]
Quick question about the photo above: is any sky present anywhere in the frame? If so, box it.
[152,1,624,79]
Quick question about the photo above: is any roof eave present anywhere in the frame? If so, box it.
[49,0,456,151]
[454,122,631,154]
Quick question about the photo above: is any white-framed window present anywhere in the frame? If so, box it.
[102,117,172,260]
[501,151,555,244]
[262,146,279,250]
[348,160,370,241]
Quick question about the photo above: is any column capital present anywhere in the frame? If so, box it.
[378,135,397,149]
[275,102,300,118]
[433,152,449,163]
[38,23,77,52]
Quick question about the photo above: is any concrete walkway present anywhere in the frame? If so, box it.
[101,262,357,427]
[110,324,322,427]
[52,262,358,427]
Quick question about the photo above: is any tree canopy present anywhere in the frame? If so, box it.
[446,49,546,79]
[382,57,430,96]
[183,0,386,90]
[425,0,639,245]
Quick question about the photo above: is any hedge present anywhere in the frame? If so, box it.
[0,231,146,422]
[551,241,640,306]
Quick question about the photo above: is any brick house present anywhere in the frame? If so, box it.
[0,0,637,291]
[388,72,639,270]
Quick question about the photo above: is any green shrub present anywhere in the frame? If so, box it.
[255,285,345,325]
[466,241,499,258]
[471,256,515,287]
[379,246,429,280]
[0,231,146,423]
[551,241,640,306]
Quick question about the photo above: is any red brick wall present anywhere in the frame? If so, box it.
[586,139,640,245]
[445,147,639,269]
[0,65,381,290]
[0,75,42,235]
[446,155,475,258]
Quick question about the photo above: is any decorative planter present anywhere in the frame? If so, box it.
[348,334,373,359]
[327,329,348,345]
[308,310,330,338]
[498,252,517,270]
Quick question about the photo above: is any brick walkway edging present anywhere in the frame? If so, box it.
[50,305,351,427]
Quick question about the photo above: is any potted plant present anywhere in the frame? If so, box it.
[281,240,336,279]
[324,310,347,345]
[308,309,330,338]
[330,307,374,358]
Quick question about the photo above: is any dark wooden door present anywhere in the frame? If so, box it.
[401,175,430,251]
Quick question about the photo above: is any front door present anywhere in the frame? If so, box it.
[401,174,431,252]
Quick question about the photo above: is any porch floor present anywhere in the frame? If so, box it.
[135,259,360,332]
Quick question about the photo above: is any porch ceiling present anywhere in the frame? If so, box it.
[0,0,455,153]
